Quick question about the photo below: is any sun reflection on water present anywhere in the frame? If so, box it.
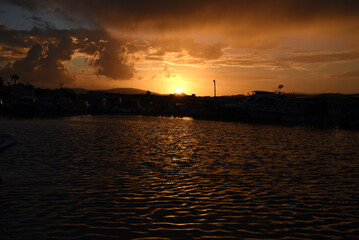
[0,115,358,239]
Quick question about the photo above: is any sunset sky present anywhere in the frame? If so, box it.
[0,0,359,95]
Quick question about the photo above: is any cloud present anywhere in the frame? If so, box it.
[0,26,137,87]
[31,15,55,29]
[331,71,359,79]
[214,50,359,71]
[6,0,359,43]
[67,1,359,30]
[0,39,76,87]
[148,38,225,60]
[0,45,27,62]
[0,23,225,87]
[145,55,164,61]
[279,51,359,64]
[91,41,135,80]
[1,0,359,94]
[0,25,35,49]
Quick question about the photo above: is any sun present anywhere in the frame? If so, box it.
[175,88,183,94]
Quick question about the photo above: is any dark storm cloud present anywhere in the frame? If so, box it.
[2,0,359,93]
[4,0,359,47]
[7,0,359,32]
[63,0,359,30]
[0,46,25,61]
[4,0,358,55]
[91,41,135,80]
[31,15,55,29]
[0,24,36,48]
[0,26,137,86]
[1,39,76,87]
[0,22,225,87]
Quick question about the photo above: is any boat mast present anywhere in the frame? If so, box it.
[213,80,216,97]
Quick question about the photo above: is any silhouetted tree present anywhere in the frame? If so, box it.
[11,74,19,85]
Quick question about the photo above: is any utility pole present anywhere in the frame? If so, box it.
[213,80,216,97]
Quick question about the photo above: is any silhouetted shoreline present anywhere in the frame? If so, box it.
[1,83,358,129]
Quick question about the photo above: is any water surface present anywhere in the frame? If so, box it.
[1,115,358,239]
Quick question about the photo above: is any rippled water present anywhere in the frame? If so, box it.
[1,115,358,239]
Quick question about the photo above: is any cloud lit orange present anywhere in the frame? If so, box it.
[0,0,358,95]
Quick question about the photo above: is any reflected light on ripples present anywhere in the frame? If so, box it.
[0,115,358,239]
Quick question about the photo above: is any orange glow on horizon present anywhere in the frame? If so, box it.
[1,1,359,95]
[175,88,183,94]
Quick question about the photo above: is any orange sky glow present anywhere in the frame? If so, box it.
[1,0,359,95]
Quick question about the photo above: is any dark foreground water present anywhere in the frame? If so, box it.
[1,115,358,240]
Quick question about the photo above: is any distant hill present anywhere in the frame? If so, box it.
[71,88,159,95]
[71,88,88,94]
[102,88,158,95]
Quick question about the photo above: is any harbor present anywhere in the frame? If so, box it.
[1,1,359,239]
[1,82,358,128]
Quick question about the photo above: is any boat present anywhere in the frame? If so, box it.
[229,90,288,122]
[0,132,19,152]
[282,97,314,123]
